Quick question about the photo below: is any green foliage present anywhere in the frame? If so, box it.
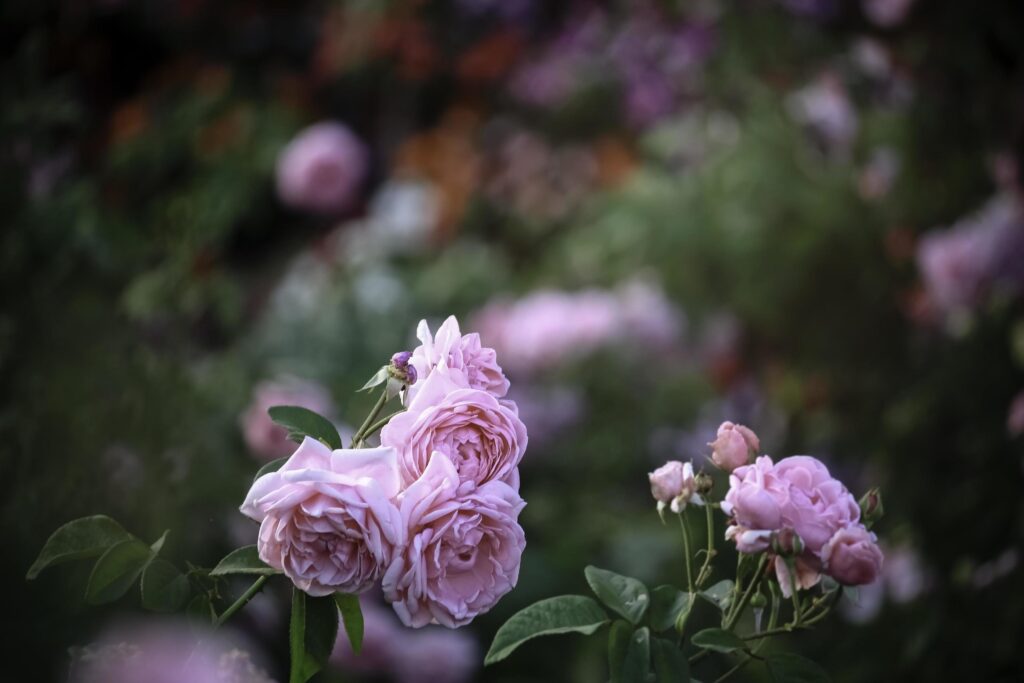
[289,589,339,683]
[140,558,190,612]
[691,628,746,654]
[584,566,650,625]
[268,405,343,450]
[765,652,831,683]
[607,620,633,682]
[26,515,132,580]
[85,538,157,605]
[619,626,650,683]
[334,593,364,655]
[254,457,288,481]
[651,637,690,682]
[210,546,279,576]
[649,585,692,633]
[485,595,610,665]
[699,580,735,612]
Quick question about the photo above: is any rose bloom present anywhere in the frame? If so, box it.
[276,122,367,214]
[406,315,510,404]
[383,451,526,628]
[240,438,403,596]
[649,460,701,512]
[708,421,759,471]
[823,525,884,586]
[381,370,527,490]
[240,378,335,461]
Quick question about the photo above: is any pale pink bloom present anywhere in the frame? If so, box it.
[240,378,335,461]
[381,370,528,490]
[708,421,759,471]
[392,628,479,683]
[615,280,685,350]
[383,452,526,628]
[862,0,914,27]
[1007,390,1024,437]
[276,122,367,213]
[406,315,510,405]
[649,460,702,512]
[240,438,403,596]
[330,599,404,675]
[822,525,884,586]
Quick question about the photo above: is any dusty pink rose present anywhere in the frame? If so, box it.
[240,378,335,461]
[708,421,759,471]
[276,122,367,214]
[383,452,526,627]
[406,315,510,404]
[240,438,403,596]
[823,525,884,586]
[381,370,527,490]
[649,460,701,512]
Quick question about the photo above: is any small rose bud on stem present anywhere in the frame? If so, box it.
[858,488,884,528]
[708,421,760,471]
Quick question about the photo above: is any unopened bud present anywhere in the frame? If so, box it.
[749,592,768,609]
[695,472,714,495]
[388,351,417,385]
[771,528,805,557]
[391,351,412,369]
[858,488,884,528]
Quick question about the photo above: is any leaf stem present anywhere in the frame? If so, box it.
[214,575,269,628]
[678,513,695,594]
[723,554,767,631]
[696,503,716,587]
[360,409,405,442]
[351,390,391,447]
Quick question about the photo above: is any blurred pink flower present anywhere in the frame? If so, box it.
[240,377,336,461]
[1008,391,1024,437]
[240,438,404,596]
[276,122,367,213]
[331,599,404,675]
[862,0,915,27]
[788,73,858,153]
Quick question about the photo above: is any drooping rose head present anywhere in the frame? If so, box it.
[240,438,403,596]
[381,370,527,490]
[823,525,884,586]
[708,421,759,471]
[276,122,367,214]
[240,378,335,461]
[406,316,510,404]
[383,452,526,628]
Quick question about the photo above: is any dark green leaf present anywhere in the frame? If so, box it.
[187,593,216,626]
[211,546,279,576]
[27,515,132,579]
[290,590,339,683]
[608,620,633,683]
[254,457,288,481]
[584,566,650,625]
[766,652,831,683]
[268,405,342,450]
[691,628,746,653]
[650,585,692,633]
[698,579,734,611]
[621,626,650,683]
[652,637,689,682]
[334,594,364,655]
[485,595,610,665]
[85,539,153,605]
[141,558,190,612]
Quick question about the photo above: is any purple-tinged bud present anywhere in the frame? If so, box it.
[404,364,417,385]
[391,351,413,369]
[858,488,884,528]
[387,351,417,386]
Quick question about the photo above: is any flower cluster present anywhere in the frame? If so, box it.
[241,316,527,628]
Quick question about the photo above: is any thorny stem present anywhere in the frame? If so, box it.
[214,575,270,628]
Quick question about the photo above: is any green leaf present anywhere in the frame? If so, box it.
[620,626,650,683]
[141,558,190,612]
[608,620,633,683]
[649,585,691,632]
[699,579,734,611]
[290,589,339,683]
[691,628,746,654]
[485,595,610,665]
[254,457,288,481]
[334,594,364,655]
[651,637,689,683]
[584,566,650,625]
[211,546,279,576]
[268,405,342,450]
[27,515,132,579]
[187,593,216,626]
[85,539,153,605]
[358,366,389,392]
[766,652,831,683]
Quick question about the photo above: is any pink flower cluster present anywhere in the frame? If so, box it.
[722,454,883,595]
[241,317,527,629]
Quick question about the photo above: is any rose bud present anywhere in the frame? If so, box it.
[858,488,884,528]
[708,421,760,471]
[649,461,702,513]
[822,525,884,586]
[388,351,417,386]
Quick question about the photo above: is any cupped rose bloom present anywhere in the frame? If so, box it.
[822,525,884,586]
[240,378,336,461]
[406,315,510,404]
[276,122,367,214]
[708,421,759,471]
[383,452,526,628]
[240,438,403,596]
[381,370,528,490]
[649,460,702,512]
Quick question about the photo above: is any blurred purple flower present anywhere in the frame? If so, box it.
[788,72,858,154]
[1008,391,1024,437]
[778,0,839,20]
[506,385,585,448]
[331,599,404,676]
[240,377,336,460]
[862,0,915,27]
[276,122,367,214]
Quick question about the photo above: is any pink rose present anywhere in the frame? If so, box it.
[240,378,335,461]
[383,452,526,627]
[393,628,479,683]
[708,421,760,471]
[240,437,403,596]
[406,316,510,404]
[381,370,528,490]
[774,555,824,599]
[276,122,367,214]
[822,525,884,586]
[649,460,701,512]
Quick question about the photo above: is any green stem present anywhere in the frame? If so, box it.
[359,409,405,442]
[351,390,391,447]
[678,513,695,594]
[717,594,779,683]
[214,575,269,628]
[723,555,767,631]
[696,503,716,587]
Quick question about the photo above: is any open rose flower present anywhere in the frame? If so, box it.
[822,525,884,586]
[406,316,510,404]
[649,460,702,512]
[383,452,526,628]
[240,438,403,596]
[381,370,528,491]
